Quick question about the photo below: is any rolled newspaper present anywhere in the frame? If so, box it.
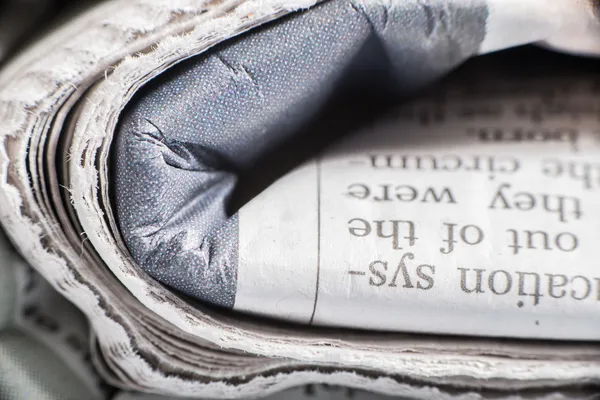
[1,0,600,398]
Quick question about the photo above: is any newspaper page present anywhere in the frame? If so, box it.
[237,71,600,340]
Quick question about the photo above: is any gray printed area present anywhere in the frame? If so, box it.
[113,0,488,309]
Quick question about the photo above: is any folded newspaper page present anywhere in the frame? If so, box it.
[1,0,600,398]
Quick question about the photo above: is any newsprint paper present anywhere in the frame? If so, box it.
[0,0,600,398]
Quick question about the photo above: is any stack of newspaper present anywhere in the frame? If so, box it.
[1,0,600,398]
